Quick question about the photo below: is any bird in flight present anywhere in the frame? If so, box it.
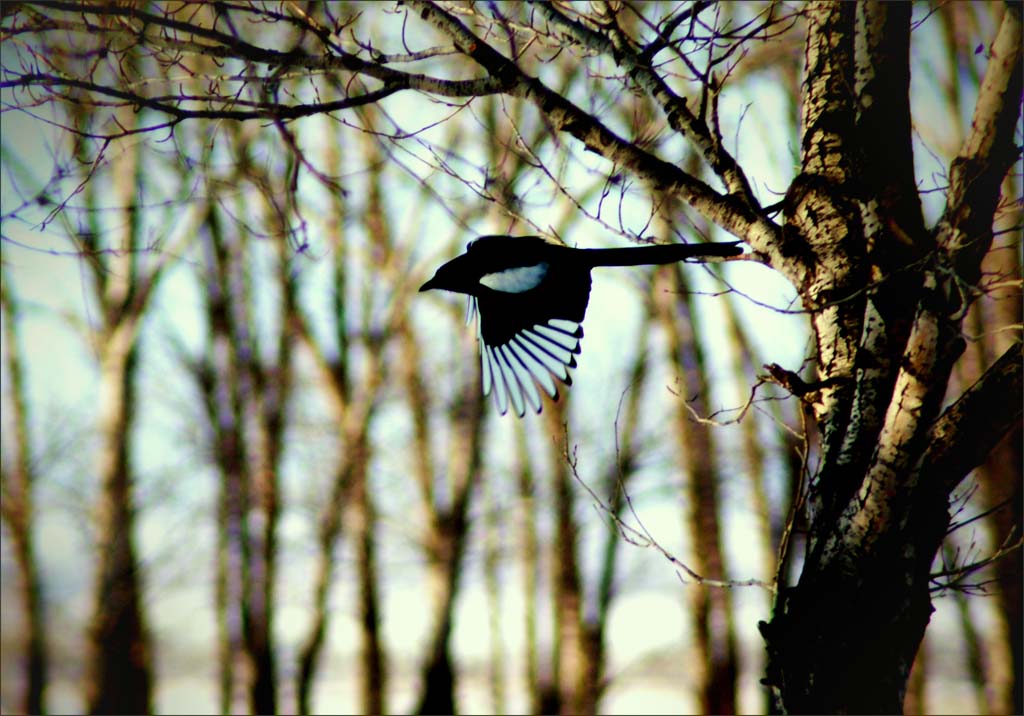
[419,235,743,417]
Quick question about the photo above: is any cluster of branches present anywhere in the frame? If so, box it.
[2,2,798,243]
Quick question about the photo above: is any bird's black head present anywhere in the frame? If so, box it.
[420,235,556,294]
[419,252,476,294]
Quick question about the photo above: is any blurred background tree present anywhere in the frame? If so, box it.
[1,2,1019,714]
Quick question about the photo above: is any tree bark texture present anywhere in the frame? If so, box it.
[761,4,1023,713]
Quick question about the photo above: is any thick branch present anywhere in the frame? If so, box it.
[799,2,859,184]
[856,1,927,253]
[407,0,777,248]
[532,2,760,205]
[831,4,930,510]
[919,341,1024,494]
[938,2,1023,283]
[3,72,402,122]
[785,2,865,510]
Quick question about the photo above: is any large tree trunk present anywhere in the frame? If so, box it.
[761,4,1022,712]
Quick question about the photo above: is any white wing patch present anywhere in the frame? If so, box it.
[479,262,549,293]
[469,298,582,417]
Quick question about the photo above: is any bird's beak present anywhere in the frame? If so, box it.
[419,277,436,292]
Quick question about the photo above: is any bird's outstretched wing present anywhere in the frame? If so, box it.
[471,274,589,416]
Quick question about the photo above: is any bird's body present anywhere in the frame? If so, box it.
[420,235,743,416]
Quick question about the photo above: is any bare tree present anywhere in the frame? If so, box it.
[757,5,1020,711]
[66,93,163,716]
[190,177,295,714]
[292,111,391,716]
[655,259,740,713]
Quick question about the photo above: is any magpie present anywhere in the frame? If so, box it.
[419,235,743,417]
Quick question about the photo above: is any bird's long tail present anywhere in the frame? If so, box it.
[581,241,743,267]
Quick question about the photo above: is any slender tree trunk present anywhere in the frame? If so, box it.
[0,269,48,716]
[482,471,508,716]
[903,641,927,716]
[972,213,1023,716]
[721,291,782,580]
[982,426,1023,716]
[241,150,301,716]
[243,342,282,716]
[415,517,461,716]
[414,368,486,715]
[295,432,362,715]
[201,206,252,716]
[655,264,739,714]
[293,374,385,715]
[543,401,587,716]
[945,541,991,714]
[83,89,153,714]
[515,425,552,716]
[350,454,386,716]
[584,315,651,714]
[86,320,152,715]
